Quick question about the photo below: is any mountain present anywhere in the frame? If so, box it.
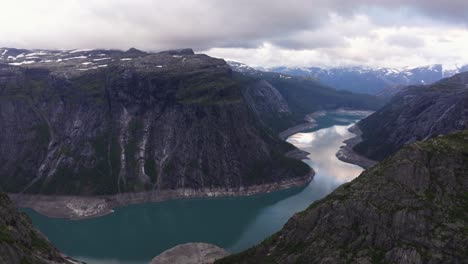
[217,130,468,264]
[266,64,445,95]
[443,64,468,78]
[0,47,312,196]
[354,72,468,161]
[0,193,76,264]
[229,61,384,131]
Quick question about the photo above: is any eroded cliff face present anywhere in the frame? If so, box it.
[0,49,309,195]
[217,130,468,264]
[354,72,468,161]
[0,193,75,264]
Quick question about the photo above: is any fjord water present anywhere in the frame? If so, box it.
[23,112,366,264]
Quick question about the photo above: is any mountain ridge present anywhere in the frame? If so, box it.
[217,130,468,264]
[229,60,468,95]
[354,71,468,161]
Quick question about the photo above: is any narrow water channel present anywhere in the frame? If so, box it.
[23,111,366,264]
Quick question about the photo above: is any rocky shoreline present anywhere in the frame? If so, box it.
[9,171,314,220]
[278,111,326,140]
[10,109,374,220]
[9,112,320,220]
[150,243,229,264]
[336,125,378,169]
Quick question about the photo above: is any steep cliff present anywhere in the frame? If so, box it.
[0,48,310,195]
[229,62,385,132]
[354,72,468,161]
[0,193,75,264]
[217,130,468,264]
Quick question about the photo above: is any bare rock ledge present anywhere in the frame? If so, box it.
[150,243,229,264]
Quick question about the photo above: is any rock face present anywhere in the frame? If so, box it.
[0,48,310,195]
[217,130,468,264]
[242,80,295,131]
[150,243,229,264]
[0,193,76,264]
[228,61,385,131]
[354,72,468,161]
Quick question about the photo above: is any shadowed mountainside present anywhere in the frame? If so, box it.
[354,72,468,161]
[217,130,468,264]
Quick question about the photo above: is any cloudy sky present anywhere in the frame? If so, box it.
[1,0,468,69]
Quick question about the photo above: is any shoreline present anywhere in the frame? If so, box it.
[10,108,367,220]
[335,124,378,169]
[9,171,314,220]
[278,111,326,140]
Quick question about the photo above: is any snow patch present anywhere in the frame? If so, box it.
[69,49,92,53]
[9,60,36,65]
[64,56,87,61]
[26,51,48,57]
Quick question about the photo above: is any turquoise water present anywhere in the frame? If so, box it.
[23,111,366,264]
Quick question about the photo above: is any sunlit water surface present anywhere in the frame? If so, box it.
[23,112,366,264]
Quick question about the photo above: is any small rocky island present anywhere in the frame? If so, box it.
[150,243,229,264]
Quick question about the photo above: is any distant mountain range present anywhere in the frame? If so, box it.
[229,61,468,95]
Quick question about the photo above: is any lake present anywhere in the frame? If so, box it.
[23,111,366,264]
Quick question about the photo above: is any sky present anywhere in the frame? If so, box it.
[1,0,467,69]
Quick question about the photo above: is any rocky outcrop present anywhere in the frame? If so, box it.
[354,72,468,161]
[336,125,378,169]
[150,243,229,264]
[0,48,310,196]
[158,48,195,56]
[217,130,468,264]
[0,193,77,264]
[242,79,296,132]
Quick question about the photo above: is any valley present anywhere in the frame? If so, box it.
[1,2,468,264]
[21,111,367,264]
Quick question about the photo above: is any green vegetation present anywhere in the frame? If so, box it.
[0,224,14,243]
[176,73,243,105]
[144,159,158,183]
[30,231,51,252]
[33,123,51,146]
[246,148,310,184]
[266,76,383,119]
[417,130,468,154]
[38,131,121,195]
[163,160,176,175]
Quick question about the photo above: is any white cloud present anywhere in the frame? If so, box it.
[0,0,467,68]
[205,15,468,69]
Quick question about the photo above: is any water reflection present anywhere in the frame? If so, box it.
[289,125,363,186]
[24,113,365,264]
[227,122,364,252]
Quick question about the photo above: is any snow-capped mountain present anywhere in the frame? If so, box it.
[266,65,448,94]
[226,60,259,74]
